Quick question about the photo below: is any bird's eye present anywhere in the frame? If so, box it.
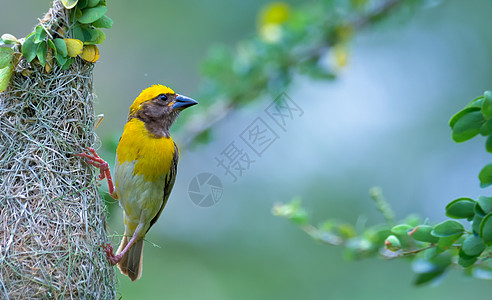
[158,94,168,101]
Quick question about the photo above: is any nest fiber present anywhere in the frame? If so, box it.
[0,1,116,299]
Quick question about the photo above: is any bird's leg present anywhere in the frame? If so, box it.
[102,226,141,265]
[75,147,117,199]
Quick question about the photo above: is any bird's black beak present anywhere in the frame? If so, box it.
[173,94,198,111]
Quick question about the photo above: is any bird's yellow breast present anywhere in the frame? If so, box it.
[116,118,176,182]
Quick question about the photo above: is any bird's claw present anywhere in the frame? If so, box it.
[74,147,116,197]
[101,243,119,265]
[74,147,109,180]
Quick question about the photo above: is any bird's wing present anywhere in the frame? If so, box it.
[147,142,179,232]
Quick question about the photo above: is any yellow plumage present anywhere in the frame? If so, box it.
[116,118,175,181]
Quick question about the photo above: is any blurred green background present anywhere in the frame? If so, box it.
[3,0,492,298]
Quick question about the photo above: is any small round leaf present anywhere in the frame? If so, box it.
[431,220,464,237]
[483,91,492,118]
[87,0,100,7]
[462,234,486,257]
[34,25,47,44]
[414,270,446,286]
[80,45,100,62]
[78,5,107,24]
[61,0,79,9]
[478,196,492,213]
[53,38,67,57]
[481,119,492,136]
[385,235,401,251]
[409,225,439,243]
[21,32,37,63]
[445,198,475,219]
[77,0,88,9]
[1,33,18,44]
[479,164,492,188]
[451,111,484,143]
[391,224,412,235]
[449,106,480,128]
[436,233,462,253]
[36,41,47,66]
[64,39,83,57]
[458,255,477,268]
[486,135,492,153]
[479,212,492,245]
[92,15,113,28]
[472,214,484,235]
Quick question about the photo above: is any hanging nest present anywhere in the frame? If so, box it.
[0,1,116,298]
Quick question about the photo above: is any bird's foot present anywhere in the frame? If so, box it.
[101,243,122,265]
[75,147,116,197]
[75,147,110,180]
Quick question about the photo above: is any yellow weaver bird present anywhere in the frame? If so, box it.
[76,84,197,281]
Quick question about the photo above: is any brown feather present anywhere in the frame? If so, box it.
[117,236,144,281]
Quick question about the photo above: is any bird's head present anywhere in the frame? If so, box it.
[129,84,198,137]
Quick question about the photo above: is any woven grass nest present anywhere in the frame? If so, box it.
[0,1,116,298]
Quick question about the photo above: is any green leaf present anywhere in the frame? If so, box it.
[34,25,47,44]
[472,214,484,235]
[21,32,37,63]
[449,107,480,128]
[53,38,67,57]
[93,29,105,44]
[385,235,401,251]
[479,212,492,245]
[458,254,477,268]
[486,135,492,153]
[478,196,492,213]
[1,34,19,44]
[475,202,486,217]
[0,62,13,92]
[431,220,465,237]
[78,5,107,24]
[445,197,475,219]
[72,23,86,42]
[0,47,14,69]
[481,118,492,136]
[462,234,486,257]
[62,57,73,70]
[409,225,439,243]
[77,0,88,9]
[479,164,492,188]
[36,41,47,66]
[483,91,492,118]
[414,270,445,286]
[436,234,462,253]
[55,53,67,66]
[92,15,113,28]
[391,224,412,235]
[87,0,100,7]
[451,111,485,143]
[61,0,79,9]
[83,26,99,43]
[467,96,484,108]
[47,39,56,51]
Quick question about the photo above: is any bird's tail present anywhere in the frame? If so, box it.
[116,235,144,281]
